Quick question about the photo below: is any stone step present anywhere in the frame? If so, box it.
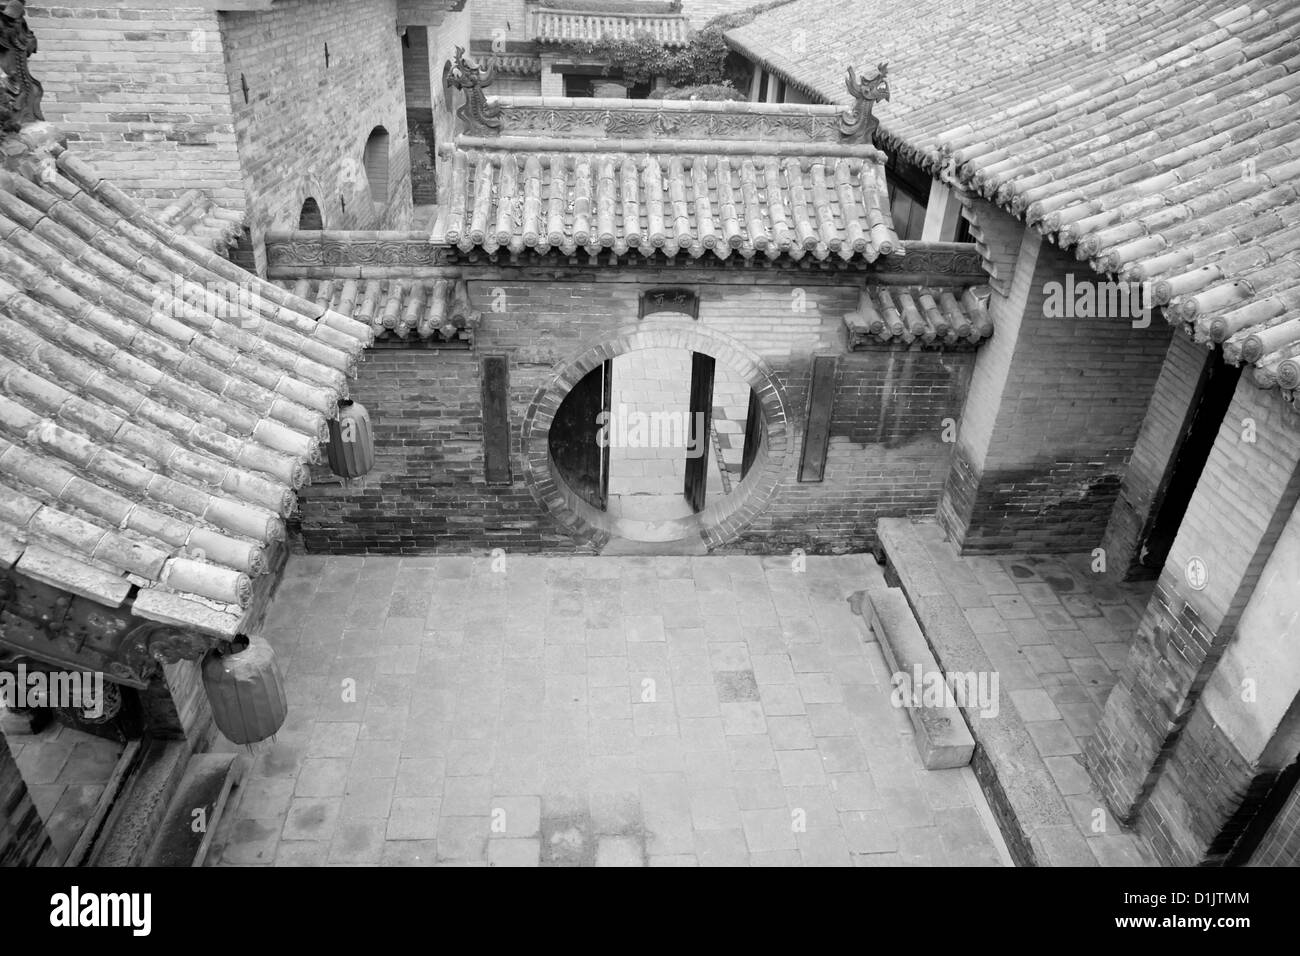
[860,586,975,770]
[143,753,244,867]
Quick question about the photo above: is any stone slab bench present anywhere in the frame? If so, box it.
[863,586,975,770]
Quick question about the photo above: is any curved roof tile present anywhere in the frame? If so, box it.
[0,130,372,637]
[727,0,1300,399]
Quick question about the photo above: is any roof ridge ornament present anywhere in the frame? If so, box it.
[0,0,43,133]
[839,62,889,145]
[443,45,503,135]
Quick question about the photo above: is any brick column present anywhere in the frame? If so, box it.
[937,203,1035,544]
[1098,331,1213,576]
[1088,376,1300,845]
[0,732,58,866]
[939,213,1174,552]
[1131,490,1300,865]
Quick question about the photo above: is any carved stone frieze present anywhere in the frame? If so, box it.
[496,104,839,143]
[266,236,447,267]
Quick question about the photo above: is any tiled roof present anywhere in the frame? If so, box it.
[727,0,1300,399]
[0,129,372,638]
[156,189,246,256]
[845,285,994,349]
[274,277,481,344]
[435,97,901,261]
[529,7,692,46]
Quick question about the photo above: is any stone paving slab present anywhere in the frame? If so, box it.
[206,553,1011,867]
[878,518,1157,867]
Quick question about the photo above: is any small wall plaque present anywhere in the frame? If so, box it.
[639,287,698,320]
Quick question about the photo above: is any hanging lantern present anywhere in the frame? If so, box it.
[324,399,374,478]
[201,636,288,745]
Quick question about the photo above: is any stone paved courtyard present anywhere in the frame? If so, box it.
[880,519,1158,866]
[208,553,1011,866]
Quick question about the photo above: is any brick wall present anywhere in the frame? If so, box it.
[487,72,543,96]
[403,24,433,109]
[1250,774,1300,866]
[219,0,413,268]
[0,732,58,866]
[26,2,245,210]
[471,0,530,42]
[940,224,1174,552]
[1099,330,1211,576]
[424,6,472,203]
[298,274,974,554]
[1088,377,1300,861]
[404,25,436,204]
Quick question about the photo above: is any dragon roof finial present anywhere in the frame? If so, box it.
[839,62,889,146]
[443,46,503,135]
[1,0,43,133]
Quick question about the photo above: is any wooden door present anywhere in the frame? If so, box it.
[740,388,762,480]
[548,359,613,510]
[683,351,716,513]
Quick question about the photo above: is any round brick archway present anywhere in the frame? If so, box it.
[522,322,791,551]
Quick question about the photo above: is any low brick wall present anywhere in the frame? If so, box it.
[297,272,977,554]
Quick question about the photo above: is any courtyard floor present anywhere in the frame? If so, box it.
[208,553,1012,866]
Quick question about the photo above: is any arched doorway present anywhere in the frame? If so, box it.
[297,197,323,230]
[363,126,390,207]
[523,323,789,551]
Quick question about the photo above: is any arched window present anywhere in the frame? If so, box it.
[298,197,323,230]
[363,126,390,207]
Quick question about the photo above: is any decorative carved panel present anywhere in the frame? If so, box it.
[0,569,219,688]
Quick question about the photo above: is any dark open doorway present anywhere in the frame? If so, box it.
[1132,348,1241,578]
[549,359,612,511]
[683,352,716,513]
[546,347,761,538]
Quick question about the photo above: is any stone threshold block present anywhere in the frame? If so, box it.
[862,587,975,770]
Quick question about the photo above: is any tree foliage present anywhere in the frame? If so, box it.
[577,25,733,88]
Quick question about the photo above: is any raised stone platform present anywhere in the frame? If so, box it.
[877,517,1156,867]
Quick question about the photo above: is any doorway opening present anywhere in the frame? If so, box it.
[1132,348,1241,578]
[548,346,764,541]
[529,326,787,551]
[297,197,323,230]
[401,24,437,229]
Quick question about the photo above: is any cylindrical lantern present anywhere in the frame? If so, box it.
[324,399,374,478]
[202,636,288,745]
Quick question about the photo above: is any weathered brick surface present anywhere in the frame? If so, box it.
[220,0,414,265]
[423,6,472,199]
[940,216,1174,553]
[1088,377,1300,852]
[27,2,245,210]
[488,72,543,96]
[471,0,530,42]
[1098,330,1211,576]
[0,733,58,867]
[1250,773,1300,866]
[298,274,974,554]
[1136,705,1275,866]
